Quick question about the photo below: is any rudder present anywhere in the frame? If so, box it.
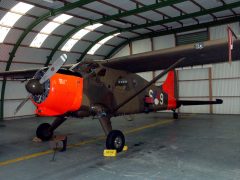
[162,70,178,110]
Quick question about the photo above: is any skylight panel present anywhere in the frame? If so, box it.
[61,23,103,52]
[86,23,103,31]
[11,2,34,13]
[0,2,34,43]
[61,39,78,52]
[72,29,90,40]
[53,14,73,23]
[87,33,120,55]
[30,14,73,48]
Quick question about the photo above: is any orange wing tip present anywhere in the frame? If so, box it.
[103,149,117,157]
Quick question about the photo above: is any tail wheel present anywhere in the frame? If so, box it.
[106,130,125,153]
[36,123,53,141]
[173,112,178,119]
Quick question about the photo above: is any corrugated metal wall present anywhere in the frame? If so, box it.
[113,22,240,115]
[178,68,210,113]
[212,61,240,114]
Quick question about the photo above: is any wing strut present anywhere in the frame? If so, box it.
[112,57,185,113]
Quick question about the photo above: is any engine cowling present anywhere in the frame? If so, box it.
[31,73,83,116]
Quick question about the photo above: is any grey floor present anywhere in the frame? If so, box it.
[0,113,240,180]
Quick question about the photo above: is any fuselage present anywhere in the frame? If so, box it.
[31,61,176,117]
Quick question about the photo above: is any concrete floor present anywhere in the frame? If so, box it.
[0,113,240,180]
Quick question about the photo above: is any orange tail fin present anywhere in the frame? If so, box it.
[162,70,178,110]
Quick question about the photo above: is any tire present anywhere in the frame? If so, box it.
[36,123,53,141]
[106,130,125,153]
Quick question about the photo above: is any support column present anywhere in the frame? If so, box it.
[208,67,213,114]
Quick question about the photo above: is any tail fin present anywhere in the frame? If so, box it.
[162,70,178,109]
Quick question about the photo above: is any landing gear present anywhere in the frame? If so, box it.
[36,116,67,141]
[36,123,53,141]
[106,130,125,153]
[173,110,178,119]
[98,115,125,152]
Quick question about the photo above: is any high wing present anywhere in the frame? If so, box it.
[1,38,239,79]
[102,38,240,73]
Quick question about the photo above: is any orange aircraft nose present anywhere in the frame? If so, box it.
[32,73,83,116]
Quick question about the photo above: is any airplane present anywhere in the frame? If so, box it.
[1,37,238,153]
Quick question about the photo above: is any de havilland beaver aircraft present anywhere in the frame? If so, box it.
[1,37,238,152]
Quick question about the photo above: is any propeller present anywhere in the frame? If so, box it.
[14,54,67,115]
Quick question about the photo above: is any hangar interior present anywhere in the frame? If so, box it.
[0,0,240,119]
[0,0,240,179]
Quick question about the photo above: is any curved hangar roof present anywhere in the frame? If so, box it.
[0,0,240,69]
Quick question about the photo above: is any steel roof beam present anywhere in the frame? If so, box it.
[78,1,240,62]
[46,0,188,66]
[106,16,240,59]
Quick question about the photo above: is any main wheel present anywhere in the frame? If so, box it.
[106,130,125,153]
[36,123,53,141]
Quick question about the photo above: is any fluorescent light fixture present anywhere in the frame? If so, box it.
[0,2,34,43]
[87,33,120,55]
[61,23,103,52]
[30,14,73,48]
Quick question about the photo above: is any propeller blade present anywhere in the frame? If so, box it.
[14,94,31,115]
[39,54,67,84]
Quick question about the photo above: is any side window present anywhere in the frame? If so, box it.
[115,76,129,90]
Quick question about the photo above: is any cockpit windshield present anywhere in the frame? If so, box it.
[71,61,100,77]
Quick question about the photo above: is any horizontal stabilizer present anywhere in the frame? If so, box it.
[177,99,223,107]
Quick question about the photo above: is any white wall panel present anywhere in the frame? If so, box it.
[138,70,167,84]
[132,38,151,54]
[10,63,42,71]
[178,68,210,114]
[212,79,240,97]
[153,34,175,50]
[212,61,240,79]
[178,68,208,80]
[4,100,35,118]
[211,60,240,114]
[155,70,167,85]
[5,81,28,99]
[0,62,6,71]
[179,97,210,114]
[113,44,130,58]
[179,80,209,97]
[213,97,240,114]
[209,22,240,40]
[137,72,152,82]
